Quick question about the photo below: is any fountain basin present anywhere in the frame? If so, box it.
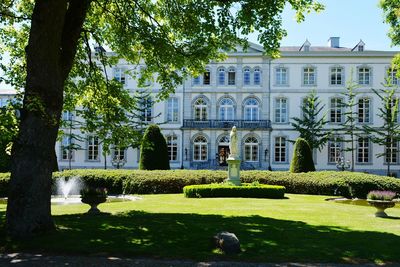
[0,195,142,205]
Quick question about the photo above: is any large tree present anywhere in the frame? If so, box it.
[0,0,323,237]
[362,81,400,176]
[291,90,330,152]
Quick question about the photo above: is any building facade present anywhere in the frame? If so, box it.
[1,38,399,175]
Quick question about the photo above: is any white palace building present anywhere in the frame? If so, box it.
[1,37,400,175]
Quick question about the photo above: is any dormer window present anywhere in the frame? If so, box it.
[300,39,311,52]
[352,40,365,52]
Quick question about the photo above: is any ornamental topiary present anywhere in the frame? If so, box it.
[290,138,315,173]
[139,124,170,170]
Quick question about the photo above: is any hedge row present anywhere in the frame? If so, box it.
[0,169,400,198]
[183,184,286,198]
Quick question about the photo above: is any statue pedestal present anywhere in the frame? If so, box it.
[226,157,241,186]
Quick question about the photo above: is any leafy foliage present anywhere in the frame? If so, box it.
[362,82,400,176]
[291,90,330,151]
[139,125,170,170]
[0,102,19,172]
[290,138,315,173]
[183,183,285,198]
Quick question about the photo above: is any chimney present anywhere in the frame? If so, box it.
[328,37,340,48]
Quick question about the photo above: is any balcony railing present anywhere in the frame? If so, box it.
[183,119,271,129]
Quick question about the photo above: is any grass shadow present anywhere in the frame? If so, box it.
[0,209,400,264]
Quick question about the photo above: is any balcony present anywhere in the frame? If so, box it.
[182,119,271,130]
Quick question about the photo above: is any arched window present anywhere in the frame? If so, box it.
[243,67,251,85]
[219,135,230,144]
[218,68,225,85]
[254,67,261,85]
[219,98,234,120]
[166,135,178,161]
[244,98,259,121]
[193,98,208,121]
[193,135,208,161]
[244,136,259,162]
[203,68,211,85]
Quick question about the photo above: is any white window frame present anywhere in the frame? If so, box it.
[193,98,208,121]
[113,68,126,85]
[274,98,288,123]
[330,98,343,123]
[358,98,371,123]
[244,98,259,121]
[244,136,259,162]
[219,98,235,121]
[330,67,343,85]
[357,137,370,163]
[328,137,342,164]
[358,67,371,85]
[166,135,178,161]
[303,67,316,86]
[253,67,261,85]
[167,97,179,122]
[61,136,74,161]
[275,67,288,86]
[218,67,226,85]
[274,137,287,163]
[193,136,208,161]
[87,135,99,161]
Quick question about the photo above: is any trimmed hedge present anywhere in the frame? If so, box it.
[183,184,286,198]
[0,170,400,198]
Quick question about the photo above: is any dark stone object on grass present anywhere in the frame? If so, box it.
[213,231,241,254]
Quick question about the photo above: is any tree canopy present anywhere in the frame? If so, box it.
[0,0,323,237]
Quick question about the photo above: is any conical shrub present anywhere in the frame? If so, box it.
[139,125,170,170]
[290,138,315,173]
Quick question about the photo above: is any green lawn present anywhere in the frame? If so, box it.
[1,194,400,264]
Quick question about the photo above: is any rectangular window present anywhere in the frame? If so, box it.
[141,98,152,122]
[167,97,179,122]
[61,136,74,160]
[167,135,178,161]
[388,68,399,85]
[113,68,126,85]
[276,67,287,85]
[358,67,370,85]
[62,110,74,121]
[193,76,200,85]
[112,147,126,161]
[243,68,251,85]
[330,67,343,85]
[385,139,398,164]
[203,69,210,85]
[228,69,236,85]
[358,98,370,123]
[254,68,261,85]
[330,98,343,123]
[275,98,287,123]
[303,67,315,85]
[274,137,286,162]
[87,135,99,161]
[328,137,342,163]
[357,137,370,163]
[218,69,225,85]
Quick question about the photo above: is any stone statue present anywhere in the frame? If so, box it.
[229,126,238,159]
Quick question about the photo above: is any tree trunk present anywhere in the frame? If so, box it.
[6,0,90,238]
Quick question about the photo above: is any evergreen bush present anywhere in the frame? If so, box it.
[139,125,170,170]
[290,138,315,173]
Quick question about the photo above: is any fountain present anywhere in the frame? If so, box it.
[56,176,82,199]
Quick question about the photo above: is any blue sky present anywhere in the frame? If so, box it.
[248,0,398,51]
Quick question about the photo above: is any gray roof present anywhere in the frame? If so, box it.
[280,46,354,52]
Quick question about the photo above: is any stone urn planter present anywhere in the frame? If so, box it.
[367,190,397,218]
[80,188,107,214]
[367,199,396,218]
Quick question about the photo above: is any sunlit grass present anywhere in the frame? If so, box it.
[1,194,400,263]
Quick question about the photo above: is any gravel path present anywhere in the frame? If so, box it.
[0,253,399,267]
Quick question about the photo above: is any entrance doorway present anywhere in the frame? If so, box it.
[218,146,230,166]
